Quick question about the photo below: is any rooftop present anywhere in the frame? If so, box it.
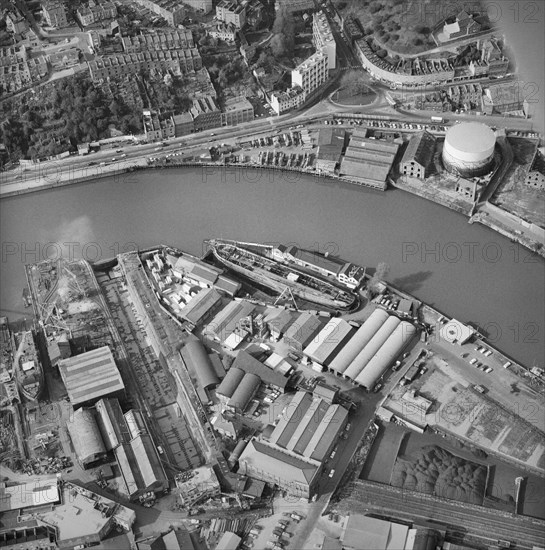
[58,346,124,405]
[0,479,59,513]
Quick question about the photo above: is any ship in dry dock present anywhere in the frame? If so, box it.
[205,239,360,310]
[13,330,44,402]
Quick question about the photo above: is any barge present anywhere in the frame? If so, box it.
[205,239,359,310]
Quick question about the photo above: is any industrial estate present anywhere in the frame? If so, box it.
[1,0,544,549]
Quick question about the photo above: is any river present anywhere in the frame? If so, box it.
[0,166,543,368]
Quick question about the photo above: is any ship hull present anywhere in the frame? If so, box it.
[207,240,357,310]
[14,331,44,402]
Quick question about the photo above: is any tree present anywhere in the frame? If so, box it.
[340,70,369,97]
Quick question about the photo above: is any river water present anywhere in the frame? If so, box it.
[1,167,543,368]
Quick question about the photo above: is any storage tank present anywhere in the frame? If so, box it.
[442,122,495,177]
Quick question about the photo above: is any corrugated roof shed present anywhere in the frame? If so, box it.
[266,309,296,336]
[59,346,124,405]
[115,443,143,498]
[67,407,107,466]
[340,137,399,183]
[313,382,338,403]
[216,367,245,398]
[400,130,436,169]
[283,311,323,350]
[204,300,255,342]
[180,339,220,389]
[317,128,346,162]
[232,350,288,391]
[209,352,226,379]
[95,397,130,451]
[303,318,354,366]
[130,433,167,490]
[238,439,319,485]
[181,288,223,326]
[215,275,241,296]
[228,372,261,411]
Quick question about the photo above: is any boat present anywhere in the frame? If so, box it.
[22,287,32,308]
[205,239,358,310]
[14,330,44,402]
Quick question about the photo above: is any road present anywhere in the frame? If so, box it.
[341,479,545,549]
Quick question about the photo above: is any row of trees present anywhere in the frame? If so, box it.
[270,6,295,59]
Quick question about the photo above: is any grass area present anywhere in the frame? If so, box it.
[391,444,487,504]
[335,0,485,55]
[332,87,376,106]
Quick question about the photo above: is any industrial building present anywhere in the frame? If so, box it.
[283,311,323,352]
[266,309,296,340]
[217,367,246,404]
[282,245,344,278]
[232,350,289,392]
[58,346,125,407]
[180,339,221,390]
[228,372,261,412]
[204,300,255,343]
[400,131,436,179]
[67,407,107,468]
[340,130,400,188]
[221,96,255,126]
[316,128,346,173]
[95,397,130,450]
[303,318,354,369]
[238,391,349,499]
[442,122,496,177]
[0,481,135,549]
[216,531,242,550]
[176,465,221,507]
[181,288,223,327]
[327,309,416,390]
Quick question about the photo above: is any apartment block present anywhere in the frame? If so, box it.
[77,0,117,26]
[292,50,328,96]
[42,0,68,27]
[270,87,305,115]
[216,0,246,29]
[313,11,336,69]
[131,0,186,26]
[121,29,194,52]
[191,95,221,131]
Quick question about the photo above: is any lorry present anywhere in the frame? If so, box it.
[430,116,444,123]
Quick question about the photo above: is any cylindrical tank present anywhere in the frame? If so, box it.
[442,122,495,177]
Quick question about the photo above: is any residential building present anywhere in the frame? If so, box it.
[239,30,257,63]
[441,10,482,41]
[216,0,246,29]
[184,0,213,13]
[292,50,328,96]
[270,87,305,115]
[342,16,363,45]
[315,128,345,173]
[6,11,29,35]
[88,48,201,81]
[313,11,336,69]
[191,95,221,131]
[0,48,48,95]
[42,0,68,27]
[209,22,237,42]
[77,0,117,26]
[447,83,483,110]
[482,81,527,114]
[121,29,194,52]
[221,96,254,126]
[143,111,175,141]
[131,0,186,26]
[400,131,436,179]
[275,0,314,13]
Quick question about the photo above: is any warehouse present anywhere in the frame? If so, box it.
[328,309,389,375]
[216,367,246,403]
[316,128,346,173]
[283,311,323,352]
[400,130,436,179]
[266,309,296,340]
[354,321,417,389]
[343,316,401,380]
[238,390,349,499]
[95,397,130,451]
[129,433,168,492]
[302,318,354,368]
[204,300,255,342]
[67,407,107,468]
[181,288,223,327]
[340,131,400,188]
[58,346,125,407]
[115,443,144,498]
[232,349,288,392]
[180,339,220,389]
[227,372,261,413]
